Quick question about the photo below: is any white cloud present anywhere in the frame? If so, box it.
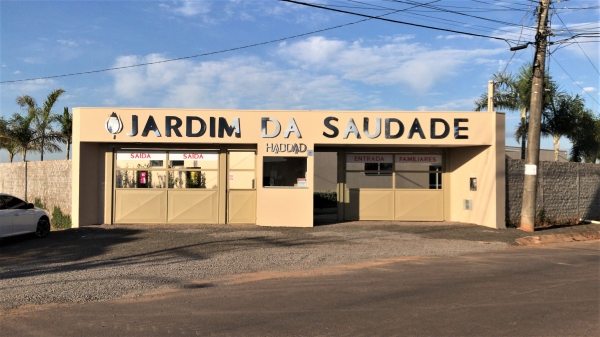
[160,0,210,17]
[436,35,474,40]
[2,64,6,67]
[582,87,596,92]
[57,39,78,47]
[110,54,358,109]
[109,35,510,110]
[277,36,505,92]
[4,79,57,94]
[23,57,44,64]
[416,97,480,111]
[13,70,21,74]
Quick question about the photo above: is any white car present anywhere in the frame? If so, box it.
[0,193,51,238]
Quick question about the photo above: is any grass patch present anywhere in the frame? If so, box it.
[34,198,46,209]
[51,206,72,230]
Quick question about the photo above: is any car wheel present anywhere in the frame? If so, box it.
[35,218,50,238]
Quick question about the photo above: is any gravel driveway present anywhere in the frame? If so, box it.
[1,222,598,311]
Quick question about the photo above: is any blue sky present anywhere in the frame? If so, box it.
[1,0,598,162]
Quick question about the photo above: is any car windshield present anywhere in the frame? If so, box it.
[2,196,27,209]
[0,198,5,210]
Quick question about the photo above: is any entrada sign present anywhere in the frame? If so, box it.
[105,114,468,140]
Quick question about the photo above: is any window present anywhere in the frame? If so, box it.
[364,162,393,175]
[263,157,307,187]
[2,196,27,209]
[115,151,218,189]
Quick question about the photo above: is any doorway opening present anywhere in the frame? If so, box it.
[313,151,338,224]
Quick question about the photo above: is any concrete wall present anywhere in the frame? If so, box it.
[506,158,600,224]
[0,160,72,217]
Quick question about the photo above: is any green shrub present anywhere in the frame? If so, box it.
[51,206,72,230]
[34,198,46,209]
[314,191,337,208]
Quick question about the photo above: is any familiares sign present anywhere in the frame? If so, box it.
[106,114,469,140]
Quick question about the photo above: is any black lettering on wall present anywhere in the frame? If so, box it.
[186,116,206,137]
[408,118,425,139]
[141,116,161,137]
[218,117,241,138]
[385,118,404,139]
[210,117,216,138]
[454,118,469,139]
[127,115,138,137]
[165,116,183,137]
[323,117,339,138]
[430,118,449,139]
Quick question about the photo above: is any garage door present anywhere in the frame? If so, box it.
[344,153,444,221]
[113,150,219,224]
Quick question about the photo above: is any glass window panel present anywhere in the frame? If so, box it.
[138,171,167,188]
[229,152,255,170]
[263,157,307,187]
[168,171,218,189]
[3,196,27,209]
[115,170,137,188]
[229,171,256,189]
[395,172,442,189]
[346,172,392,189]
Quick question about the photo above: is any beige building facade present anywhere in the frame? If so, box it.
[72,108,505,229]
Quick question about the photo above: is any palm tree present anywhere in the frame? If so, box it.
[569,109,600,163]
[16,89,65,161]
[2,113,38,162]
[475,64,533,159]
[0,117,20,162]
[542,92,584,161]
[52,107,73,159]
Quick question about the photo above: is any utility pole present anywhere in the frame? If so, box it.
[520,0,551,232]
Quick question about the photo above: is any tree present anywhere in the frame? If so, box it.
[0,117,20,162]
[569,109,600,163]
[52,107,73,159]
[16,89,65,161]
[475,64,536,159]
[1,113,38,162]
[542,92,583,161]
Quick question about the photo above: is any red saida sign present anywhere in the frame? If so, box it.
[116,152,166,161]
[169,152,218,161]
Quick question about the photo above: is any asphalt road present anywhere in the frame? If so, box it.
[2,241,598,337]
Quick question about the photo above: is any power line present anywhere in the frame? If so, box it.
[551,8,600,75]
[345,0,534,39]
[386,0,533,28]
[281,0,518,44]
[550,55,600,106]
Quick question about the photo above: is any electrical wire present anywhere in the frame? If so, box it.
[503,0,536,72]
[551,7,600,75]
[345,0,534,38]
[281,0,518,44]
[550,55,600,106]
